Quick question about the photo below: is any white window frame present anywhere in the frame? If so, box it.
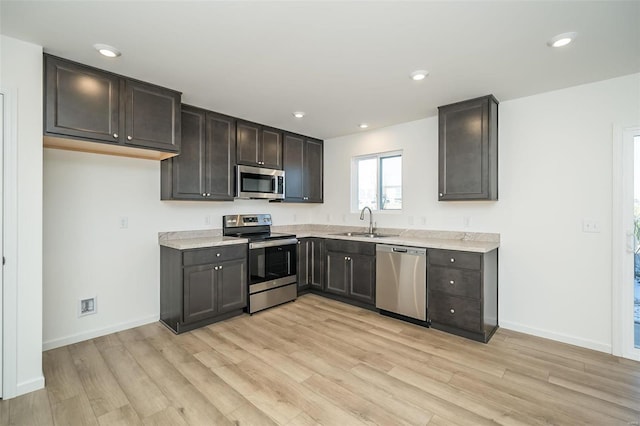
[351,150,403,213]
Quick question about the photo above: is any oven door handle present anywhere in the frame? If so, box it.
[249,238,299,249]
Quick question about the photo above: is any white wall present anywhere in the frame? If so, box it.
[0,36,44,396]
[42,150,315,349]
[314,73,640,352]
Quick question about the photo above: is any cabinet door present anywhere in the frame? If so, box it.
[170,106,207,199]
[309,239,324,290]
[218,258,247,313]
[283,134,304,201]
[304,138,324,202]
[124,80,181,152]
[236,121,260,166]
[183,264,217,323]
[349,254,375,305]
[325,252,348,296]
[297,239,310,289]
[205,112,236,200]
[438,95,497,200]
[45,55,120,143]
[261,128,282,169]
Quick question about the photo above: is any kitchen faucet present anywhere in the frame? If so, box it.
[360,206,374,234]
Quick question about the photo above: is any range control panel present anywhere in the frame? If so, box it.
[223,214,272,228]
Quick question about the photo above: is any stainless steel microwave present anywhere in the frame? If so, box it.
[236,165,285,199]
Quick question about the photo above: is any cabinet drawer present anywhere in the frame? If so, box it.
[325,239,375,256]
[429,249,481,270]
[183,244,247,266]
[428,266,481,299]
[429,292,481,332]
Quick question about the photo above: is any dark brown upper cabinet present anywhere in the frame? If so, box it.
[236,120,282,169]
[283,133,323,203]
[161,105,235,201]
[44,54,181,160]
[438,95,498,201]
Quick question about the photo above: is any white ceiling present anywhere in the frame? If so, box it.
[1,1,638,140]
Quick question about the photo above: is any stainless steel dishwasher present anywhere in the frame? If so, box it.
[376,244,427,321]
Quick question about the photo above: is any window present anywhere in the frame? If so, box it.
[352,151,402,211]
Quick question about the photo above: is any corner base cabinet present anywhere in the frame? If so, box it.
[160,244,247,333]
[297,238,325,291]
[427,248,498,342]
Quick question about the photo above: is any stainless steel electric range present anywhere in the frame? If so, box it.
[223,214,297,313]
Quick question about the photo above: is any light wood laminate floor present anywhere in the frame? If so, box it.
[2,294,640,425]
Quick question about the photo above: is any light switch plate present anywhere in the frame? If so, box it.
[582,219,601,233]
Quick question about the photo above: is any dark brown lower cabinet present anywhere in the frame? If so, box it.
[161,244,247,333]
[325,240,375,306]
[427,248,498,342]
[297,238,324,291]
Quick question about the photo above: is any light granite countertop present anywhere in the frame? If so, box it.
[159,235,248,250]
[159,224,499,253]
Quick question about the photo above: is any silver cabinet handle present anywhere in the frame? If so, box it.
[216,253,221,257]
[450,308,455,314]
[439,193,443,197]
[206,193,211,196]
[219,266,223,270]
[202,193,206,197]
[449,280,455,285]
[214,266,219,270]
[450,258,455,263]
[127,136,132,141]
[113,133,118,138]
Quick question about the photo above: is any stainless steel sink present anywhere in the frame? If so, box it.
[335,232,398,238]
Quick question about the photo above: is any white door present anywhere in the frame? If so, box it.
[616,126,640,361]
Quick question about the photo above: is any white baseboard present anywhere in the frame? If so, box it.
[15,375,45,397]
[500,320,612,354]
[42,314,159,351]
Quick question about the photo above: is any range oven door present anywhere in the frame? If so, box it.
[249,240,297,292]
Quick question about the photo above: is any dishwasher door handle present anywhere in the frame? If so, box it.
[392,248,408,253]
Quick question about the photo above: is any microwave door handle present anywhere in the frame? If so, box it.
[272,177,276,193]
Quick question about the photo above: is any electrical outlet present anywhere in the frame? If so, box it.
[582,219,601,233]
[119,216,128,229]
[293,214,297,223]
[463,216,471,228]
[421,217,427,226]
[205,215,212,225]
[408,216,414,225]
[79,297,97,317]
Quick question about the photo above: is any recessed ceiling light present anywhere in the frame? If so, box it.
[547,32,577,48]
[410,70,429,81]
[359,123,369,129]
[292,112,305,118]
[93,43,121,58]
